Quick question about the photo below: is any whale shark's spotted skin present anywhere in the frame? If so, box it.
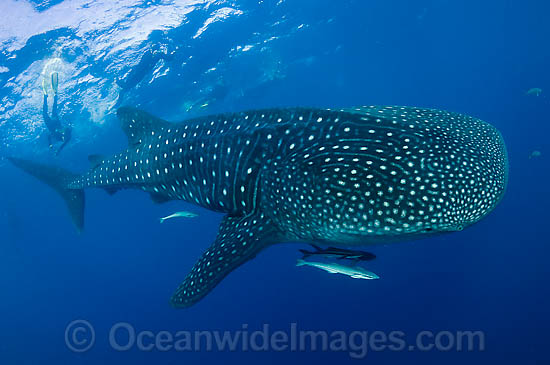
[10,106,508,308]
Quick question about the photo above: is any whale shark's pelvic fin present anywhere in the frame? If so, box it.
[171,212,282,308]
[116,107,171,146]
[8,157,84,233]
[149,192,172,204]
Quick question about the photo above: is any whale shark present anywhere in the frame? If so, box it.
[8,105,508,308]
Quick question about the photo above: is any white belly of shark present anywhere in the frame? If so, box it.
[8,105,508,308]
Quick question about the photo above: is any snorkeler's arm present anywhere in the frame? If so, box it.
[56,125,72,156]
[56,139,69,156]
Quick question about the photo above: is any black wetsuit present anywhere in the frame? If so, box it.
[43,94,71,155]
[115,48,176,106]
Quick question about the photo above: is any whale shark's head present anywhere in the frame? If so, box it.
[262,106,508,244]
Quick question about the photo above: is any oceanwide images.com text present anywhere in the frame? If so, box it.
[65,320,485,358]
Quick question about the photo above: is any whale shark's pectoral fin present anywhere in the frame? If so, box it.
[171,212,282,308]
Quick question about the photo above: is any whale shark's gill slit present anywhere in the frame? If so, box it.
[215,137,225,207]
[192,140,206,206]
[204,138,215,207]
[243,132,263,212]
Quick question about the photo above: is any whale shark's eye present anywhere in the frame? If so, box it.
[424,227,433,232]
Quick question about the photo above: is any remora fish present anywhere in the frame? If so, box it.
[160,211,198,223]
[299,244,376,262]
[8,105,508,308]
[296,259,379,279]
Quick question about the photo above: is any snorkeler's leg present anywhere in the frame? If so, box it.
[42,94,50,123]
[52,93,59,120]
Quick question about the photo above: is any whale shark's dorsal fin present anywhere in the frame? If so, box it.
[117,107,171,146]
[171,212,283,308]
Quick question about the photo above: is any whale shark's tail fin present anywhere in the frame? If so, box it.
[8,157,85,233]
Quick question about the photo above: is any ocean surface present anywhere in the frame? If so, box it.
[0,0,549,363]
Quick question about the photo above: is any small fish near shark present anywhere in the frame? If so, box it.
[526,88,542,97]
[296,259,379,280]
[7,105,509,308]
[299,244,376,262]
[160,211,198,223]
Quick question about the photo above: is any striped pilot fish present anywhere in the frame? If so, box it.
[8,105,508,308]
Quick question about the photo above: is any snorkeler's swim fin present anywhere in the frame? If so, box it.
[7,157,85,233]
[42,78,48,95]
[51,72,59,94]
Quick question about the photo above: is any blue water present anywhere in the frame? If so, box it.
[1,0,549,363]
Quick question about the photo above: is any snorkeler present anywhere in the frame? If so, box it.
[115,44,177,106]
[42,72,72,156]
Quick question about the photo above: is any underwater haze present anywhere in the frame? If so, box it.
[0,0,549,364]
